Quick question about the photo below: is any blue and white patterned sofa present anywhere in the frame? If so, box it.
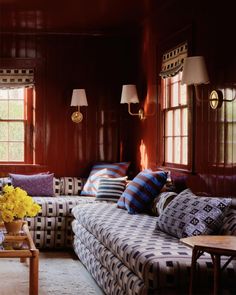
[0,176,95,249]
[72,202,236,295]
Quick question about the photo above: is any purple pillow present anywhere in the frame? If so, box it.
[9,173,54,196]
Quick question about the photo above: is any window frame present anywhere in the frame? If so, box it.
[161,72,192,171]
[0,87,34,164]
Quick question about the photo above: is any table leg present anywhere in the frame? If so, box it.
[213,255,221,295]
[29,249,39,295]
[189,248,199,295]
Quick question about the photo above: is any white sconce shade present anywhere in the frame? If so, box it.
[120,84,145,120]
[120,85,139,104]
[70,89,88,123]
[71,89,88,106]
[181,56,210,85]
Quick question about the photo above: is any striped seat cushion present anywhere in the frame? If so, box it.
[81,162,130,196]
[117,170,167,214]
[96,177,127,202]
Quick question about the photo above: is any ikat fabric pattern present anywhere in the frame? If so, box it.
[72,202,236,294]
[81,162,130,196]
[156,189,232,238]
[117,170,167,214]
[60,177,83,195]
[96,177,127,202]
[219,209,236,235]
[10,173,54,196]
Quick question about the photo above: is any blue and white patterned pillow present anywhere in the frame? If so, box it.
[81,162,130,196]
[156,189,232,238]
[117,170,167,214]
[96,177,127,202]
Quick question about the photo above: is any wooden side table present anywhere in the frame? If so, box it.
[180,235,236,295]
[0,222,39,295]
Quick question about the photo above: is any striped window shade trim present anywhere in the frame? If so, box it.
[159,42,188,78]
[0,69,34,88]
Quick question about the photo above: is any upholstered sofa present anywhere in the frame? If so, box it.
[0,176,95,249]
[72,196,236,295]
[0,162,130,249]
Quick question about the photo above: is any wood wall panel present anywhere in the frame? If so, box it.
[0,33,140,177]
[138,0,236,197]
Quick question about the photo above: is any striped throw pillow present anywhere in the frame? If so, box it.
[117,170,167,214]
[96,177,127,202]
[81,162,130,196]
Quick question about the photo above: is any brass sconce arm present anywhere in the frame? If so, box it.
[127,103,145,120]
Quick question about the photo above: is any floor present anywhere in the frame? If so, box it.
[0,250,105,295]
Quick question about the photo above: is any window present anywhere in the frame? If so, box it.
[0,88,33,163]
[211,88,236,165]
[162,71,189,168]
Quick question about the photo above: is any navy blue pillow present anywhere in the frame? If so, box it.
[117,170,167,214]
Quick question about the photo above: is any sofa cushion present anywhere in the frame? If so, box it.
[33,196,95,217]
[219,209,236,235]
[81,162,130,196]
[117,170,167,214]
[156,191,177,215]
[10,173,54,196]
[60,177,83,195]
[96,177,127,202]
[156,189,232,238]
[53,177,61,196]
[72,202,236,292]
[151,191,177,216]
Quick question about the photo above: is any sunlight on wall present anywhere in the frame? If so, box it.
[140,139,148,170]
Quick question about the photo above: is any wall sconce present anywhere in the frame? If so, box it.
[209,89,236,109]
[181,56,236,109]
[70,89,88,123]
[120,85,145,120]
[181,56,210,104]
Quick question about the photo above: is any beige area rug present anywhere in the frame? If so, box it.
[0,251,103,295]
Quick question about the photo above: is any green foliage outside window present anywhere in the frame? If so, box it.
[0,88,25,162]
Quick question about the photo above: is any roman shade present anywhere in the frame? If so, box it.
[0,69,34,88]
[159,42,188,78]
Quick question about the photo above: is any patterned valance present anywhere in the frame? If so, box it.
[159,42,188,78]
[0,69,34,88]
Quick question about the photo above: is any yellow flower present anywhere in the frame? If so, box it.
[1,210,14,222]
[0,185,41,222]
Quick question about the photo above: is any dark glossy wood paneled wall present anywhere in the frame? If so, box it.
[138,0,236,196]
[0,32,140,177]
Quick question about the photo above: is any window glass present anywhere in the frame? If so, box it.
[0,88,26,162]
[162,71,189,167]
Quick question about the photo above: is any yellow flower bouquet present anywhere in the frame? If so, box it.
[0,185,41,223]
